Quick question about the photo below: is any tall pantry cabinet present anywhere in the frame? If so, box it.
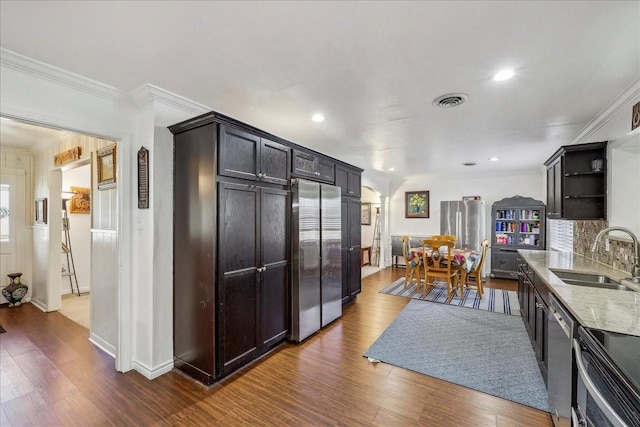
[171,116,290,384]
[169,111,362,385]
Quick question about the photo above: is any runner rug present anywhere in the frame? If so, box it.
[378,278,520,316]
[364,299,550,412]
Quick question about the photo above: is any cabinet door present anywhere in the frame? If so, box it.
[546,164,556,217]
[347,198,362,298]
[335,165,361,197]
[217,182,259,375]
[341,197,361,302]
[292,149,320,179]
[219,125,260,181]
[260,139,290,185]
[533,290,548,371]
[318,157,335,183]
[259,188,289,348]
[348,171,361,198]
[552,161,562,217]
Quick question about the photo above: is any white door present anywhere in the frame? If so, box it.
[0,171,26,300]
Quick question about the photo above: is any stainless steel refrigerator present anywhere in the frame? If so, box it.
[291,179,342,343]
[440,200,486,250]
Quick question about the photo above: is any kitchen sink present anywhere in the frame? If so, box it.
[550,270,635,292]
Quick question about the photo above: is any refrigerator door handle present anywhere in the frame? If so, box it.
[456,211,462,246]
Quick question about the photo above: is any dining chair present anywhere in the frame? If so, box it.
[422,239,460,300]
[402,236,422,290]
[461,239,489,298]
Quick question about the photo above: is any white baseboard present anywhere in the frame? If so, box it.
[89,332,116,359]
[131,358,174,380]
[29,298,47,312]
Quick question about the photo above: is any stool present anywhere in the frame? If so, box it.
[361,246,371,266]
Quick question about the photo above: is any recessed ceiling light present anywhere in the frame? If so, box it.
[388,167,395,172]
[462,162,477,166]
[489,157,500,161]
[493,69,514,81]
[311,113,325,122]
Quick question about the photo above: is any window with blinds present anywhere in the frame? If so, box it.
[549,219,574,252]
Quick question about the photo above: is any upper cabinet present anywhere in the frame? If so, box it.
[291,149,335,183]
[335,164,361,198]
[544,141,607,220]
[219,124,290,186]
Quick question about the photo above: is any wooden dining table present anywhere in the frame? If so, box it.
[408,246,481,290]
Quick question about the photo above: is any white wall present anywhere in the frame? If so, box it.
[361,187,380,248]
[389,169,545,237]
[609,134,640,237]
[62,164,91,294]
[388,169,545,271]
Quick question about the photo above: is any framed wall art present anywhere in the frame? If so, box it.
[97,144,117,190]
[35,198,47,224]
[361,203,371,225]
[68,186,90,214]
[405,191,429,218]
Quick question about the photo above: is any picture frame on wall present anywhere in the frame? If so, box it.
[405,190,429,218]
[68,186,90,214]
[97,144,117,190]
[361,203,371,225]
[35,198,47,224]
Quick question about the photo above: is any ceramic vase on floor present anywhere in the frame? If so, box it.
[2,273,28,307]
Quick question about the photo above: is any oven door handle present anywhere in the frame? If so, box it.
[573,339,628,427]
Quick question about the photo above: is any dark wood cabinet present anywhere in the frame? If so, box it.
[291,149,334,183]
[341,197,361,302]
[335,165,361,198]
[219,124,290,186]
[217,182,289,376]
[173,122,218,385]
[318,156,335,183]
[544,141,607,219]
[170,110,360,384]
[517,257,548,381]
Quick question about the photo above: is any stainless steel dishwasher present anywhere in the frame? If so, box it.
[547,293,576,427]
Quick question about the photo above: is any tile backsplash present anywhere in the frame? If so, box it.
[573,220,636,275]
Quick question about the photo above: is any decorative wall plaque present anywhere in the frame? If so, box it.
[632,100,640,131]
[54,147,82,166]
[138,146,149,209]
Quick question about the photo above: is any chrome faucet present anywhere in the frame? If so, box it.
[591,226,640,282]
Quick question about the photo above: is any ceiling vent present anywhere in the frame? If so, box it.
[433,93,468,108]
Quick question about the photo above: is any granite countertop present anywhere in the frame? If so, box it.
[518,249,640,337]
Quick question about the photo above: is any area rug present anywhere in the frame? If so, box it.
[379,278,520,316]
[364,299,550,412]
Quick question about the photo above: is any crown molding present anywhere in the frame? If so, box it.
[129,84,210,116]
[1,48,126,102]
[571,78,640,145]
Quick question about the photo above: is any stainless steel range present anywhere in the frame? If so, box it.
[573,326,640,426]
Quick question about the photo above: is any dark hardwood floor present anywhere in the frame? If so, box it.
[0,268,552,426]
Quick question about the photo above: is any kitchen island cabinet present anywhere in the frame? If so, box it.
[517,257,549,380]
[517,250,639,336]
